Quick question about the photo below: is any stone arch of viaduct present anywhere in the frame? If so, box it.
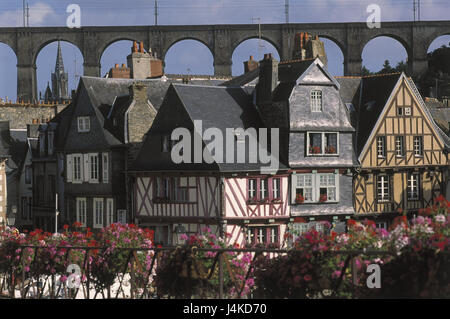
[0,21,449,102]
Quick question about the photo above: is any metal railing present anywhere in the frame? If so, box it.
[0,246,447,299]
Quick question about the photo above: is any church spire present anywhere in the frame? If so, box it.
[55,41,65,73]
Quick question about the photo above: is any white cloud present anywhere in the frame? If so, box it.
[0,2,58,27]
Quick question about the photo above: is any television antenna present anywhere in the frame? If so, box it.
[251,17,265,59]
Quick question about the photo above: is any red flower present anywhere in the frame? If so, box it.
[63,224,69,230]
[294,217,306,223]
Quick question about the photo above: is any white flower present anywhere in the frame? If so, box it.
[435,214,446,223]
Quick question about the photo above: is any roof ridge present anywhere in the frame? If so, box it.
[279,57,316,65]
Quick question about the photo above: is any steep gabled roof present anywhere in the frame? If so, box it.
[356,73,402,156]
[132,83,286,173]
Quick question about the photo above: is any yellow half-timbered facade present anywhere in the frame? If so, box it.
[343,73,449,223]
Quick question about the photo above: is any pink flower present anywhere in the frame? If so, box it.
[303,274,312,282]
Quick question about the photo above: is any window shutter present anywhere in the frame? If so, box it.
[67,155,73,182]
[83,154,89,182]
[102,153,109,184]
[291,174,297,204]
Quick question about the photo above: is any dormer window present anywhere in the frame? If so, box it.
[310,90,322,112]
[77,117,90,133]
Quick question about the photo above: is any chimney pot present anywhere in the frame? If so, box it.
[115,64,119,68]
[250,55,253,60]
[139,41,145,53]
[122,63,126,68]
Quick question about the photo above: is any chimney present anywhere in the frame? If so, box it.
[115,64,119,68]
[126,83,157,144]
[139,41,145,53]
[256,53,278,106]
[243,55,259,73]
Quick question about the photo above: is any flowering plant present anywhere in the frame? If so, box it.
[319,194,328,203]
[309,146,321,154]
[325,146,337,154]
[296,194,305,204]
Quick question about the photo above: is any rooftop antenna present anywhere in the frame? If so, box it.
[73,48,80,84]
[154,0,158,26]
[251,17,265,59]
[285,0,289,24]
[26,2,30,27]
[22,0,25,27]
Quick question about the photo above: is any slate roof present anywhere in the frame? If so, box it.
[353,73,402,156]
[132,84,287,173]
[0,122,28,172]
[221,68,260,87]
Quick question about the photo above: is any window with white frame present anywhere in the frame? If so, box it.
[76,197,87,227]
[377,175,390,202]
[413,136,423,157]
[260,178,268,200]
[307,132,338,155]
[407,173,420,200]
[319,174,337,202]
[395,136,404,157]
[93,198,104,228]
[89,153,99,183]
[295,174,313,203]
[77,117,90,133]
[377,136,386,158]
[293,173,339,203]
[272,178,281,199]
[106,198,114,226]
[310,90,322,112]
[248,179,257,200]
[102,153,109,183]
[72,154,83,183]
[246,226,279,245]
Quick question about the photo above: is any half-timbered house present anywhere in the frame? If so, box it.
[130,84,289,247]
[338,73,450,226]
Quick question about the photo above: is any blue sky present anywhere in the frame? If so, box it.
[0,0,449,100]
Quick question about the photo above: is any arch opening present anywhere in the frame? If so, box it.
[232,38,280,76]
[100,40,135,78]
[362,36,409,75]
[164,39,214,76]
[319,37,344,76]
[0,43,17,101]
[36,41,84,103]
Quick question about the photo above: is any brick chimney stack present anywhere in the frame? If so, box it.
[243,55,259,73]
[292,32,327,66]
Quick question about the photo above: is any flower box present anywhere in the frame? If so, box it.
[295,194,305,204]
[271,198,282,204]
[325,146,337,154]
[309,146,322,155]
[319,194,328,203]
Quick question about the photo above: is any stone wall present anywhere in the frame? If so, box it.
[0,103,67,129]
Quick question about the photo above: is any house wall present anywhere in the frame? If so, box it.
[355,77,449,216]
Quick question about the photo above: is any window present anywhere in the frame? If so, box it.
[319,174,336,202]
[163,177,170,198]
[293,173,339,203]
[407,173,420,200]
[310,90,322,112]
[377,136,386,158]
[397,107,412,116]
[174,178,188,202]
[260,178,268,200]
[246,226,279,245]
[248,179,257,200]
[76,198,87,227]
[272,178,281,199]
[102,153,109,183]
[376,222,387,230]
[106,198,114,226]
[414,136,423,157]
[307,132,338,155]
[377,175,390,202]
[117,210,127,224]
[25,166,32,184]
[295,174,313,203]
[72,154,83,183]
[93,198,104,228]
[89,153,99,183]
[395,136,404,157]
[77,117,90,133]
[47,132,54,156]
